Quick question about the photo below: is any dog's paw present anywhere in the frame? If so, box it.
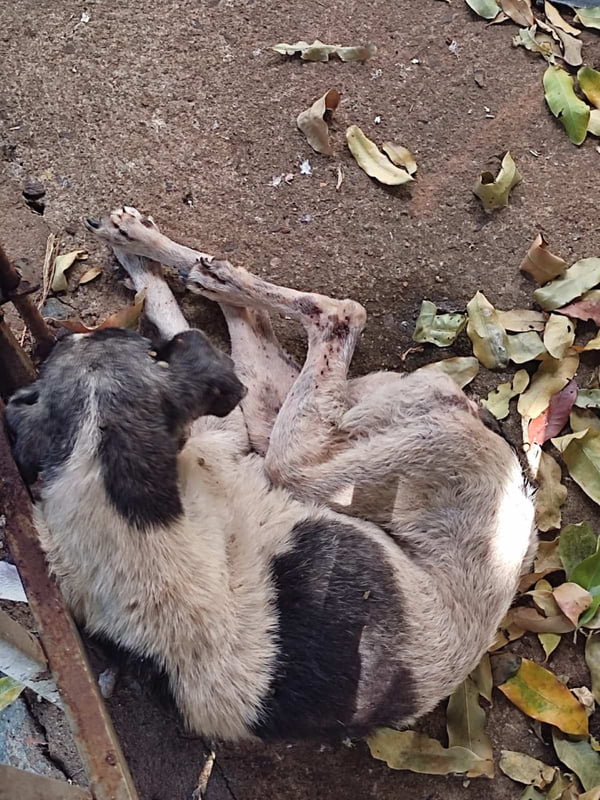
[85,206,160,246]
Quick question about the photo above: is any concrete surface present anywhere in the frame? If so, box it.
[2,0,600,798]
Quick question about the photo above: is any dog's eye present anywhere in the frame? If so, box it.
[11,388,39,406]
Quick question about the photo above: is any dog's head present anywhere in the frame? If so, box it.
[5,328,245,527]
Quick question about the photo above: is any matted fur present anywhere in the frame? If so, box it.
[5,207,537,741]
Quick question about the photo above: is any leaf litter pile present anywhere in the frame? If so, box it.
[14,6,600,798]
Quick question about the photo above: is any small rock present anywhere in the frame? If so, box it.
[22,178,45,200]
[41,298,70,320]
[223,241,237,253]
[64,222,78,235]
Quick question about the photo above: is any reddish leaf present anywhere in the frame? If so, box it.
[528,380,578,445]
[556,292,600,326]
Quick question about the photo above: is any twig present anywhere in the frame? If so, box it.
[191,749,216,800]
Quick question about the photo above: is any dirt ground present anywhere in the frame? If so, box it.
[2,1,600,798]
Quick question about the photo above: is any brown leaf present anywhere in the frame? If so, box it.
[508,607,574,634]
[499,0,534,26]
[535,451,568,531]
[520,233,567,283]
[60,290,146,333]
[381,143,418,175]
[528,380,578,444]
[498,308,547,332]
[554,27,583,67]
[77,266,102,286]
[553,582,593,626]
[297,89,341,156]
[544,2,581,36]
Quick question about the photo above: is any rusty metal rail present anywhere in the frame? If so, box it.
[0,242,140,800]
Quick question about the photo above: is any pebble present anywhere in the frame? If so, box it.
[22,178,45,200]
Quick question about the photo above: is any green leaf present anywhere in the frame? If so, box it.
[470,654,493,703]
[499,750,556,788]
[466,291,509,369]
[575,8,600,30]
[508,331,547,363]
[577,390,600,409]
[552,730,600,791]
[543,65,590,146]
[534,258,600,311]
[539,632,561,661]
[559,522,598,579]
[571,543,600,625]
[346,126,413,185]
[0,676,24,712]
[412,300,466,347]
[473,151,522,212]
[446,677,494,777]
[367,728,490,775]
[585,633,600,704]
[553,430,600,523]
[419,356,480,388]
[498,657,588,735]
[465,0,502,20]
[578,66,600,108]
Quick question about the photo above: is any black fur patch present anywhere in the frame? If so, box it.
[254,518,416,739]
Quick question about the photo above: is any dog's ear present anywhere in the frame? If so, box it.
[4,385,49,484]
[158,330,246,424]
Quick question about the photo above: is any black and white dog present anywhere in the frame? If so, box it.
[6,207,537,741]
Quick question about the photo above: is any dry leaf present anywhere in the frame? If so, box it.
[272,40,377,62]
[520,233,567,283]
[473,152,522,212]
[0,676,24,712]
[552,427,600,508]
[579,66,600,108]
[529,579,561,616]
[297,89,341,156]
[500,0,534,25]
[367,729,490,775]
[513,25,558,63]
[588,109,600,136]
[544,315,576,359]
[483,369,529,420]
[535,451,568,531]
[539,632,562,660]
[518,352,579,419]
[545,1,581,35]
[535,259,600,311]
[466,291,509,369]
[508,331,547,363]
[51,249,88,292]
[498,308,547,331]
[60,290,146,333]
[543,65,590,146]
[552,730,600,791]
[554,582,593,626]
[554,27,583,67]
[419,356,480,388]
[78,266,102,286]
[465,0,502,18]
[528,380,578,444]
[346,126,414,185]
[446,677,494,777]
[498,657,588,735]
[381,143,418,175]
[499,750,556,788]
[508,606,574,634]
[556,290,600,325]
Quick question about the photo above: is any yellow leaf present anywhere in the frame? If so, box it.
[473,151,522,212]
[498,308,547,332]
[418,356,479,388]
[272,40,376,61]
[78,266,102,286]
[499,750,556,788]
[346,126,414,185]
[579,66,600,108]
[51,249,88,292]
[544,314,576,360]
[381,143,418,175]
[498,657,588,735]
[518,351,579,419]
[539,632,561,661]
[0,676,24,711]
[466,291,509,369]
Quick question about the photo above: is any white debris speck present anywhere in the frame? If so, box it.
[410,57,420,64]
[300,159,312,176]
[374,115,382,124]
[299,214,312,224]
[284,173,294,184]
[212,120,220,130]
[252,48,262,57]
[371,68,383,79]
[269,175,283,187]
[149,114,166,133]
[342,738,355,749]
[484,106,491,113]
[81,10,91,23]
[448,40,459,56]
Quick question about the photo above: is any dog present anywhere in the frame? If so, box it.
[5,206,537,741]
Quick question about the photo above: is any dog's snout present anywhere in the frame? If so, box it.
[85,217,100,230]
